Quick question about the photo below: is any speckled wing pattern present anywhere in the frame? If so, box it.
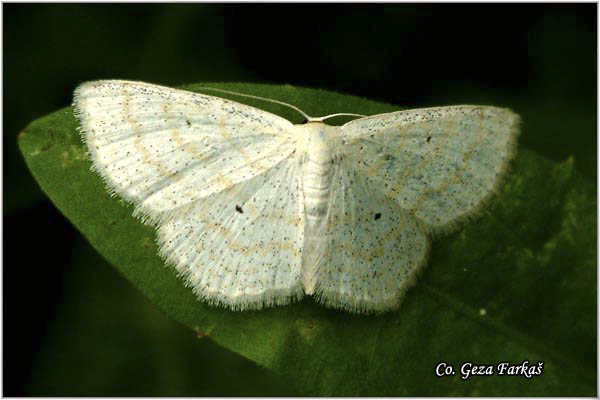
[74,80,303,309]
[340,107,519,233]
[74,80,295,219]
[311,106,519,312]
[157,156,305,309]
[74,80,519,314]
[314,160,428,312]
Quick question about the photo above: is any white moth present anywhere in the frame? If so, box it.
[73,80,519,313]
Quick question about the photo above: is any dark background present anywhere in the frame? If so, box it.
[4,4,596,396]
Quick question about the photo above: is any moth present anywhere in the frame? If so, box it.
[73,80,519,313]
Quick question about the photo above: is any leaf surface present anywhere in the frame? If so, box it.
[19,83,596,396]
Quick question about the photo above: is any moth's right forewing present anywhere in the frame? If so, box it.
[340,106,519,233]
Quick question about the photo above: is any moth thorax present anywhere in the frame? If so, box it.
[294,122,335,163]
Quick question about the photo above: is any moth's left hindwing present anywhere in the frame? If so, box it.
[75,80,305,310]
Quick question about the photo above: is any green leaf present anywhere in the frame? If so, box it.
[19,83,596,396]
[28,238,295,396]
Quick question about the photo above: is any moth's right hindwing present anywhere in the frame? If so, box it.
[314,159,429,313]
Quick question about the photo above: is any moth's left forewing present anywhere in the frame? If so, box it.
[340,106,520,234]
[74,80,306,310]
[74,80,297,223]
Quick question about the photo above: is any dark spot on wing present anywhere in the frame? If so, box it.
[426,136,431,143]
[374,212,382,220]
[235,205,243,214]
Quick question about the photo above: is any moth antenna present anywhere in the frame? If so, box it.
[197,87,366,123]
[310,113,367,122]
[198,86,313,121]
